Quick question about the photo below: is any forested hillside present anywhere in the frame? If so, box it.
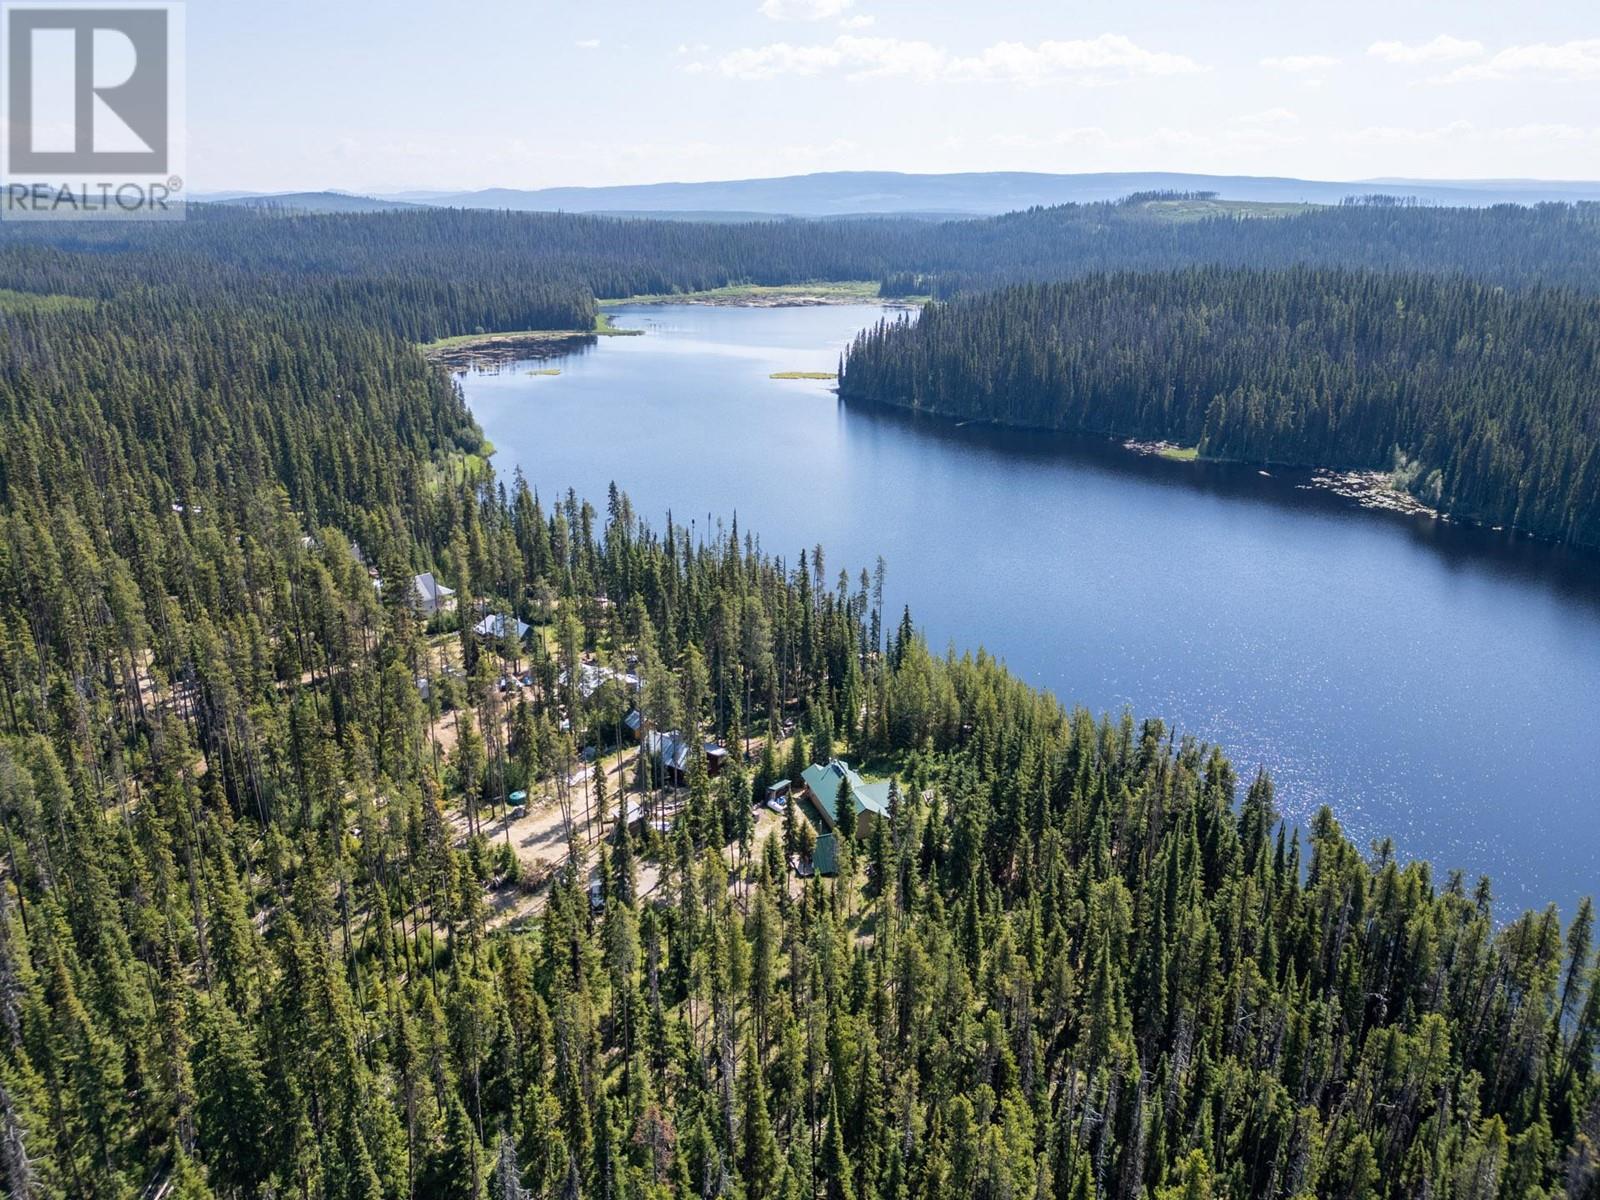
[839,268,1600,548]
[4,197,1600,344]
[0,232,1599,1200]
[914,200,1600,296]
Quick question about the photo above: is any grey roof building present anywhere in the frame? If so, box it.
[411,572,456,616]
[472,613,530,641]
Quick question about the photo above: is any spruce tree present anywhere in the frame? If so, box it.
[820,1084,856,1200]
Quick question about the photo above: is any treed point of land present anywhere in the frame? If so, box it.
[839,267,1600,548]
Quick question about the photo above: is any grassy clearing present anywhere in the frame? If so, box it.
[771,370,837,380]
[592,311,642,336]
[424,449,494,493]
[419,313,639,359]
[850,748,920,782]
[419,328,585,352]
[1158,445,1201,462]
[1135,199,1323,223]
[0,289,96,315]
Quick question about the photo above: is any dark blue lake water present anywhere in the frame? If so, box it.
[458,302,1600,916]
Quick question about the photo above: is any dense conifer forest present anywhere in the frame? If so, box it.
[4,196,1600,338]
[0,199,1598,1200]
[839,268,1600,548]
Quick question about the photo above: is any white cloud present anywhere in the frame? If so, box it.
[1260,54,1339,73]
[717,38,907,80]
[759,0,854,20]
[1340,120,1475,145]
[1430,39,1600,82]
[1490,123,1592,142]
[718,33,1203,84]
[838,13,875,30]
[1331,121,1593,152]
[1367,35,1483,64]
[575,38,601,49]
[1228,128,1304,149]
[948,36,1203,84]
[1235,107,1298,126]
[1337,121,1595,147]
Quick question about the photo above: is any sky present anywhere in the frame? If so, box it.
[189,0,1600,193]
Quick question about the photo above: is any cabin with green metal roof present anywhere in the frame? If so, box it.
[806,761,896,844]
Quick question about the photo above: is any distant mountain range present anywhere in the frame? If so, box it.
[197,171,1600,218]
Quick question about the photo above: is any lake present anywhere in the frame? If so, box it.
[457,302,1600,915]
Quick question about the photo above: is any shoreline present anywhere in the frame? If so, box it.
[420,313,643,370]
[1122,441,1441,520]
[1122,438,1199,462]
[422,330,596,370]
[1297,468,1442,521]
[842,393,1587,550]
